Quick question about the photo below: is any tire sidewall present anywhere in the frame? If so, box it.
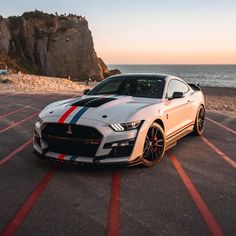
[141,122,166,167]
[194,105,205,136]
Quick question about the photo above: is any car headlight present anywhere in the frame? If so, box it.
[110,121,142,132]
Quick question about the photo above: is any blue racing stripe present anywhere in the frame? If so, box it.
[70,107,89,124]
[70,155,77,161]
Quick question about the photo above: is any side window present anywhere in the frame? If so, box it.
[167,80,189,98]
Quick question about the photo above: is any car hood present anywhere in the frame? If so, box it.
[39,95,162,124]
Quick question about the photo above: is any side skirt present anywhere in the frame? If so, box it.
[166,125,194,150]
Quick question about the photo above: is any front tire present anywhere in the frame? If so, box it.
[141,123,166,167]
[193,105,205,136]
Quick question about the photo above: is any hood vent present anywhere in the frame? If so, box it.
[71,97,117,108]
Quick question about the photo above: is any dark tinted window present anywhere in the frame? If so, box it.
[166,79,189,98]
[89,77,165,98]
[93,80,121,94]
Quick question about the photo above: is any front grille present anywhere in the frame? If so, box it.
[42,124,103,157]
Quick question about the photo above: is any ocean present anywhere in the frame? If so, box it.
[108,64,236,88]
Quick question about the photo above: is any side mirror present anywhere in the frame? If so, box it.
[172,92,184,99]
[83,89,91,95]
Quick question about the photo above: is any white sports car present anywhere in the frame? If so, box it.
[33,73,205,167]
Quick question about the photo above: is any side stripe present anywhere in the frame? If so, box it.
[166,122,195,139]
[58,106,78,124]
[70,107,89,124]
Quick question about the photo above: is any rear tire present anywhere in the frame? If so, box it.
[141,123,166,167]
[193,105,205,136]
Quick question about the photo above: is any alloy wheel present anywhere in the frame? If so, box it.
[142,123,166,167]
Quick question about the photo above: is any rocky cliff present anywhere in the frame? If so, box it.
[0,11,119,80]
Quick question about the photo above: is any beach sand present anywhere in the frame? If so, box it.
[0,73,89,94]
[201,86,236,113]
[0,73,235,113]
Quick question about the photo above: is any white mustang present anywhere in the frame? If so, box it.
[33,73,205,167]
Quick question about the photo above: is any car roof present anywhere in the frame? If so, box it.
[107,73,170,80]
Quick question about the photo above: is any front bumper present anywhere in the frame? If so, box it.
[33,118,149,165]
[33,148,141,165]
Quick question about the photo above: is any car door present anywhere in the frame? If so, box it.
[163,79,192,138]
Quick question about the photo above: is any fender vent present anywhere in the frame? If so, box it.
[71,97,116,107]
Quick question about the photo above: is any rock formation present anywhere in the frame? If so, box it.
[98,58,121,78]
[0,11,119,80]
[0,16,11,53]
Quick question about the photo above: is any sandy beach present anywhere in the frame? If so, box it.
[0,73,235,113]
[201,86,236,113]
[0,73,89,94]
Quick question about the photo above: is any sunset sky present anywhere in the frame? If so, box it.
[0,0,236,64]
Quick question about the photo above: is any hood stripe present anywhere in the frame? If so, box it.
[58,106,78,124]
[70,107,89,124]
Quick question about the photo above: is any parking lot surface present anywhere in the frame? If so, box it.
[0,93,235,236]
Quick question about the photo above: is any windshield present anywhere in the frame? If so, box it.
[88,76,165,98]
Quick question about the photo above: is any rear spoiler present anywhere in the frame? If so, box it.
[188,83,201,91]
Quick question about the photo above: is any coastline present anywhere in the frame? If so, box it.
[0,73,235,113]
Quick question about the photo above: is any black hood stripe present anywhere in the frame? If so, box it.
[71,97,117,107]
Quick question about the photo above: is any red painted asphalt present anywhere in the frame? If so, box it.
[0,112,39,134]
[169,151,224,236]
[0,94,235,235]
[201,136,236,169]
[0,167,57,236]
[107,171,121,236]
[0,139,32,167]
[206,117,236,135]
[0,106,31,120]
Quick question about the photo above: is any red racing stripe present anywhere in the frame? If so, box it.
[0,167,57,236]
[58,154,65,160]
[168,151,224,236]
[107,171,121,236]
[58,106,78,124]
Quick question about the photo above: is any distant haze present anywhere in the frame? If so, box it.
[1,0,236,64]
